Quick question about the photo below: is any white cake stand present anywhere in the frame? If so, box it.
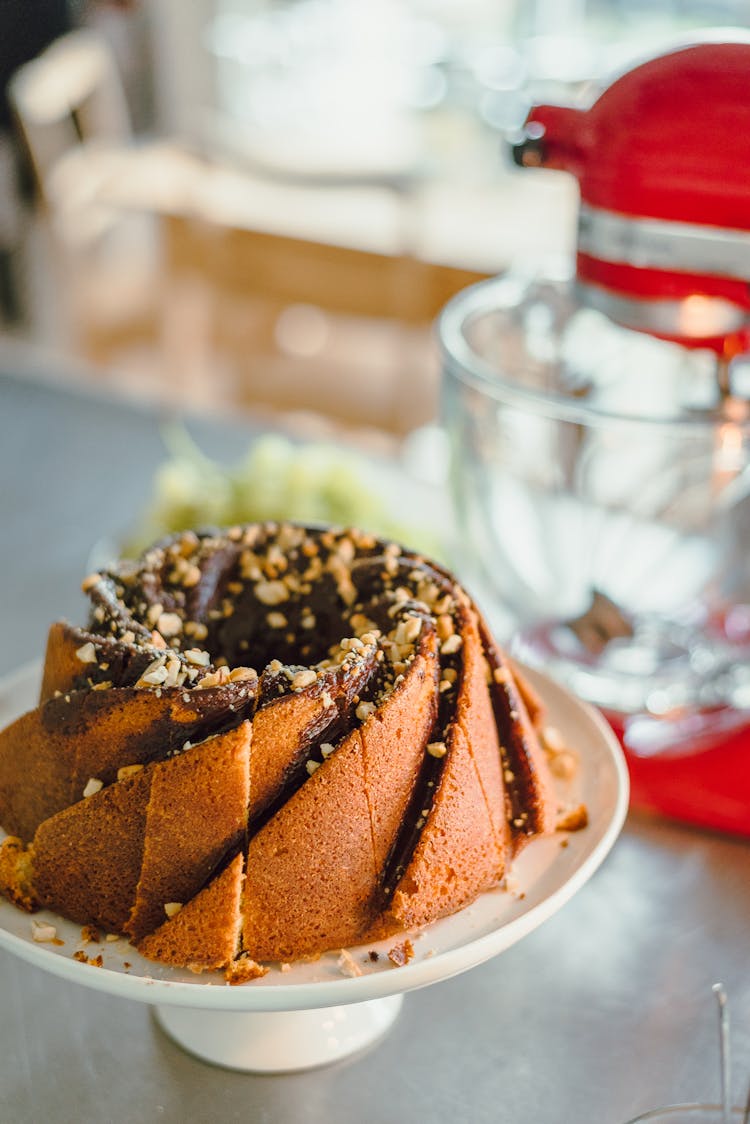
[0,664,628,1073]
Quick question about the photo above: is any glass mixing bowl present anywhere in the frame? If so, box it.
[438,273,750,752]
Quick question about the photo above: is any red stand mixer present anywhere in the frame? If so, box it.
[440,37,750,837]
[515,37,750,836]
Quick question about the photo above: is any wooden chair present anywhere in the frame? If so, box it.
[8,29,161,361]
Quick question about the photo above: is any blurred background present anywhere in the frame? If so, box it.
[1,0,748,451]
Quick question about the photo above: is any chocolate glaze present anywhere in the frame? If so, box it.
[74,523,539,878]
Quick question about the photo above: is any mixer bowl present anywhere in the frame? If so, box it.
[438,273,750,751]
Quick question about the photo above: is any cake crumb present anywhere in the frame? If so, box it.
[73,949,88,963]
[225,955,269,985]
[387,939,414,967]
[80,924,100,944]
[368,950,379,962]
[280,962,292,973]
[337,949,362,977]
[557,803,589,832]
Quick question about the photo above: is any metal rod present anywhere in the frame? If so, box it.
[713,982,732,1124]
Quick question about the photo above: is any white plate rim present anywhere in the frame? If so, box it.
[0,661,629,1011]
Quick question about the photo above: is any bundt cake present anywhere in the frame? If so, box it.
[0,522,559,975]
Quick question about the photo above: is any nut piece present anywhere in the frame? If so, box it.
[164,902,183,919]
[83,778,103,798]
[31,919,58,943]
[336,949,362,978]
[440,633,463,656]
[291,669,317,690]
[254,580,289,606]
[156,612,182,638]
[117,764,144,782]
[556,803,589,832]
[75,642,97,664]
[426,741,447,759]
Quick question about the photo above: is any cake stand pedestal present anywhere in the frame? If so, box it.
[154,994,404,1072]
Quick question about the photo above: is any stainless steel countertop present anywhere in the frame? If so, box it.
[1,363,749,1124]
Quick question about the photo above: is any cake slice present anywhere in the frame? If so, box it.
[358,623,440,870]
[126,722,251,942]
[382,714,506,932]
[480,623,558,847]
[31,766,153,932]
[242,725,378,961]
[453,604,512,862]
[137,852,245,972]
[0,708,78,841]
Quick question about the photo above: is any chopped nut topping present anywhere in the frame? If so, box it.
[81,573,101,593]
[31,919,58,943]
[549,750,578,781]
[356,701,376,722]
[117,764,144,781]
[541,726,566,754]
[440,633,463,655]
[156,612,182,638]
[320,742,335,758]
[184,620,208,641]
[336,949,362,977]
[138,660,168,686]
[83,778,103,798]
[229,666,258,682]
[184,648,210,667]
[75,642,97,664]
[164,902,183,919]
[306,760,321,775]
[436,614,454,641]
[426,741,447,759]
[181,563,202,588]
[146,603,164,628]
[557,803,589,832]
[196,667,231,689]
[254,580,289,606]
[291,669,317,690]
[266,611,288,629]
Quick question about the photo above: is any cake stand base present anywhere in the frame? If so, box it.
[153,993,404,1072]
